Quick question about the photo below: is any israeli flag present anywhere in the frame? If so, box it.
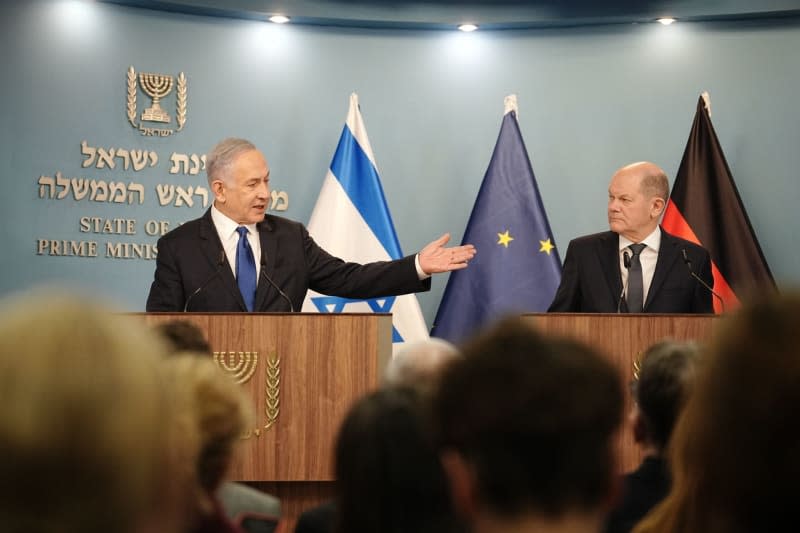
[302,93,429,349]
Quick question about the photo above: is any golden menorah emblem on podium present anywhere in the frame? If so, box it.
[262,352,281,433]
[139,72,174,123]
[213,351,259,384]
[217,350,281,440]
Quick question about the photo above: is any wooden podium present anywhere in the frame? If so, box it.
[524,313,718,473]
[141,312,393,526]
[139,311,717,526]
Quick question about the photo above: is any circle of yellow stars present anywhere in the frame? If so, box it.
[496,229,555,255]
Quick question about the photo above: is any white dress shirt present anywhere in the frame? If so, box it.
[619,227,661,306]
[211,205,261,281]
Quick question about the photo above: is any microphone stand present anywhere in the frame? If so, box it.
[617,251,631,313]
[681,249,725,313]
[259,255,295,312]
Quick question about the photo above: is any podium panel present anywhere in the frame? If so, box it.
[139,312,393,528]
[524,313,717,473]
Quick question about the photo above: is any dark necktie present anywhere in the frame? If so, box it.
[236,226,257,312]
[627,243,646,313]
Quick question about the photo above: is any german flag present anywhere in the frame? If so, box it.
[662,95,775,313]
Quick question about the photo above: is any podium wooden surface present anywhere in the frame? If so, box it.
[524,313,718,473]
[140,312,393,529]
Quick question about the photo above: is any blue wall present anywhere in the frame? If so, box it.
[1,0,798,325]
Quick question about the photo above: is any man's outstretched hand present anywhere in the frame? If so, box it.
[419,233,477,274]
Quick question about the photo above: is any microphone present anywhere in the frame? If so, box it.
[184,251,226,312]
[681,249,725,312]
[259,255,295,312]
[617,251,631,313]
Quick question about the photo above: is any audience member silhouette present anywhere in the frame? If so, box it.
[162,355,252,533]
[332,386,463,533]
[604,340,700,533]
[383,337,460,395]
[294,338,461,533]
[634,294,800,533]
[153,319,282,528]
[433,318,623,533]
[0,291,191,533]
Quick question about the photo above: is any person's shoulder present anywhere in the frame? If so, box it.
[296,501,336,533]
[661,229,709,255]
[259,214,310,242]
[157,214,206,243]
[570,231,616,247]
[261,213,304,231]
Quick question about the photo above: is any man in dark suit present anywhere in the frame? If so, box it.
[146,138,476,312]
[548,161,713,313]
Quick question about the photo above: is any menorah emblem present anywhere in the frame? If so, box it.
[213,351,259,384]
[127,66,187,135]
[139,72,174,123]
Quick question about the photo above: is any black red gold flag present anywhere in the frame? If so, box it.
[662,95,775,313]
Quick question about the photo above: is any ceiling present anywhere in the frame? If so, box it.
[105,0,800,29]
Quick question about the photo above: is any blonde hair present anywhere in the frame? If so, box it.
[161,354,251,514]
[0,289,188,533]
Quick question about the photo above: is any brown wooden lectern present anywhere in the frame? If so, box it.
[139,312,717,527]
[140,312,393,529]
[524,313,718,473]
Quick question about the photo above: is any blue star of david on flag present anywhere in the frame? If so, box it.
[310,295,403,342]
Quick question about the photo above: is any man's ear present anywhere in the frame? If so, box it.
[211,180,225,202]
[440,449,479,520]
[651,197,666,218]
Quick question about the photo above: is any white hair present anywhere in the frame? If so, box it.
[383,338,460,392]
[205,138,257,187]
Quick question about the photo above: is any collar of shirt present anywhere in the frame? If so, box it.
[618,226,661,255]
[210,204,261,279]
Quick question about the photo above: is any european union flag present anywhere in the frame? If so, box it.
[431,95,562,344]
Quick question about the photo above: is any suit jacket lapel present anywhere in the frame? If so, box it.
[645,228,680,310]
[254,216,278,311]
[200,209,248,311]
[598,232,623,310]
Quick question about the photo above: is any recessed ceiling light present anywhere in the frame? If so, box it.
[657,17,676,25]
[269,15,290,24]
[458,24,478,32]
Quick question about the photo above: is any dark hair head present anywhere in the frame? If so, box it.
[155,320,211,355]
[635,293,800,533]
[434,318,623,518]
[334,386,458,533]
[634,340,700,450]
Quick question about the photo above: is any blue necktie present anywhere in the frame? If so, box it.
[236,226,257,311]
